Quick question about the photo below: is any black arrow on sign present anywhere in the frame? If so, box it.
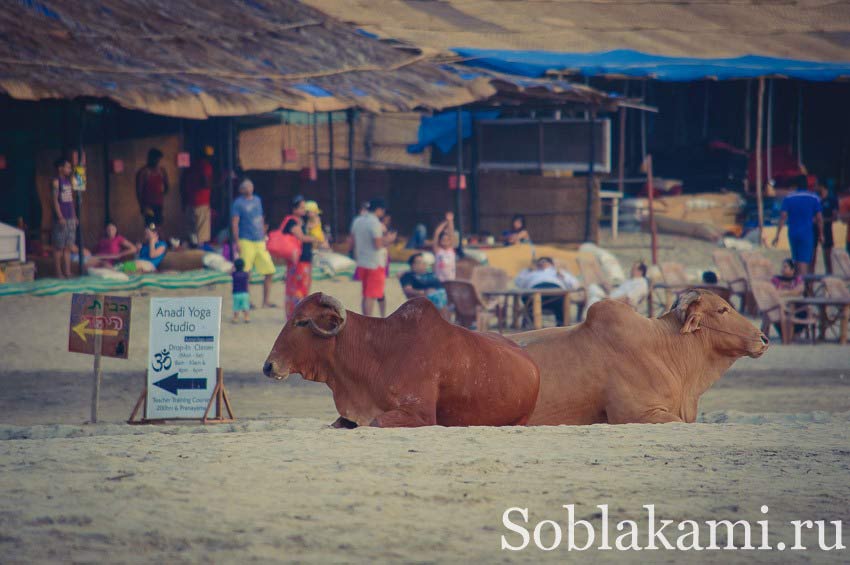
[152,373,207,396]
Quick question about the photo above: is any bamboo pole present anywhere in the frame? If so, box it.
[455,108,465,246]
[646,155,658,266]
[328,112,337,239]
[797,83,803,169]
[90,292,104,423]
[766,79,774,186]
[755,78,765,246]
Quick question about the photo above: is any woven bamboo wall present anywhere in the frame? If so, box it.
[238,113,430,172]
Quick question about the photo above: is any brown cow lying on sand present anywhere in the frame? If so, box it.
[263,293,540,428]
[513,289,769,425]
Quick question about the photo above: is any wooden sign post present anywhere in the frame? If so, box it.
[128,296,234,425]
[69,293,132,423]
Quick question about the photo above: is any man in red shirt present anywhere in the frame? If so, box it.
[182,145,214,246]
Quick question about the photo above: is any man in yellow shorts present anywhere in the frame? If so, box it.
[231,179,277,308]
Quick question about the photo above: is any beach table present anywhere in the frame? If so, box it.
[784,296,850,345]
[482,288,574,331]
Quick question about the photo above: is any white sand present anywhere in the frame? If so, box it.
[1,233,848,562]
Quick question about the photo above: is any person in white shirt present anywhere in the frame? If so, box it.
[584,261,649,317]
[514,257,580,326]
[350,198,396,316]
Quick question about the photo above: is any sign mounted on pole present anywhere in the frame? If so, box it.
[68,293,131,358]
[146,297,221,420]
[69,293,131,423]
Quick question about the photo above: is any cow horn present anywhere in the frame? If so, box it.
[673,289,702,324]
[308,294,347,338]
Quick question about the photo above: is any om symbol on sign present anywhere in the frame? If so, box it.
[151,349,172,372]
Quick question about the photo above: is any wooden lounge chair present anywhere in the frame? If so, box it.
[744,254,774,283]
[750,280,818,345]
[470,266,510,294]
[470,266,509,330]
[657,261,693,311]
[455,257,478,281]
[831,248,850,282]
[712,249,749,311]
[821,276,850,342]
[443,280,491,330]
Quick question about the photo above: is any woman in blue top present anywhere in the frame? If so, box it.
[138,224,168,270]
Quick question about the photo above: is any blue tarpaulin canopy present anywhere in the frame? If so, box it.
[408,110,499,154]
[453,48,850,82]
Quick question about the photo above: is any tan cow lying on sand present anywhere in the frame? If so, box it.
[264,293,540,428]
[514,289,769,425]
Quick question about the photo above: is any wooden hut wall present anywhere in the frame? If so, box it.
[36,135,182,246]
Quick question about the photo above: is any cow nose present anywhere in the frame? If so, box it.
[263,361,274,377]
[759,333,769,346]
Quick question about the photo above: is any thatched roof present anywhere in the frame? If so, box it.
[0,0,495,118]
[302,0,850,61]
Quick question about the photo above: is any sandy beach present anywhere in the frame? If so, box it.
[1,233,848,563]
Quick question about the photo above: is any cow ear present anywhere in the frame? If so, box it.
[681,310,703,334]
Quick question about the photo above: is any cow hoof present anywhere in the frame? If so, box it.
[331,417,358,429]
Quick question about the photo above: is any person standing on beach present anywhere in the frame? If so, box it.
[182,146,214,246]
[231,179,276,308]
[281,195,318,318]
[50,157,77,278]
[136,148,169,228]
[350,198,395,316]
[812,179,838,274]
[772,175,823,276]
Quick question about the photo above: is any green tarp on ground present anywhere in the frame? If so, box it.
[0,263,411,298]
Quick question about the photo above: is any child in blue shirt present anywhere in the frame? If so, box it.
[232,258,251,323]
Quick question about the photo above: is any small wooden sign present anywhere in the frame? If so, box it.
[68,293,131,359]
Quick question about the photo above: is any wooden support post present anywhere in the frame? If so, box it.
[202,368,236,424]
[328,112,337,240]
[646,155,658,267]
[347,109,356,228]
[766,79,774,186]
[532,293,543,330]
[127,372,148,424]
[90,293,104,423]
[455,107,465,246]
[755,78,765,246]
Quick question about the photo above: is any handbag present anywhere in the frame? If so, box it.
[267,215,302,263]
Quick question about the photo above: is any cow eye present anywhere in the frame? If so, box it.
[294,320,309,327]
[717,307,729,314]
